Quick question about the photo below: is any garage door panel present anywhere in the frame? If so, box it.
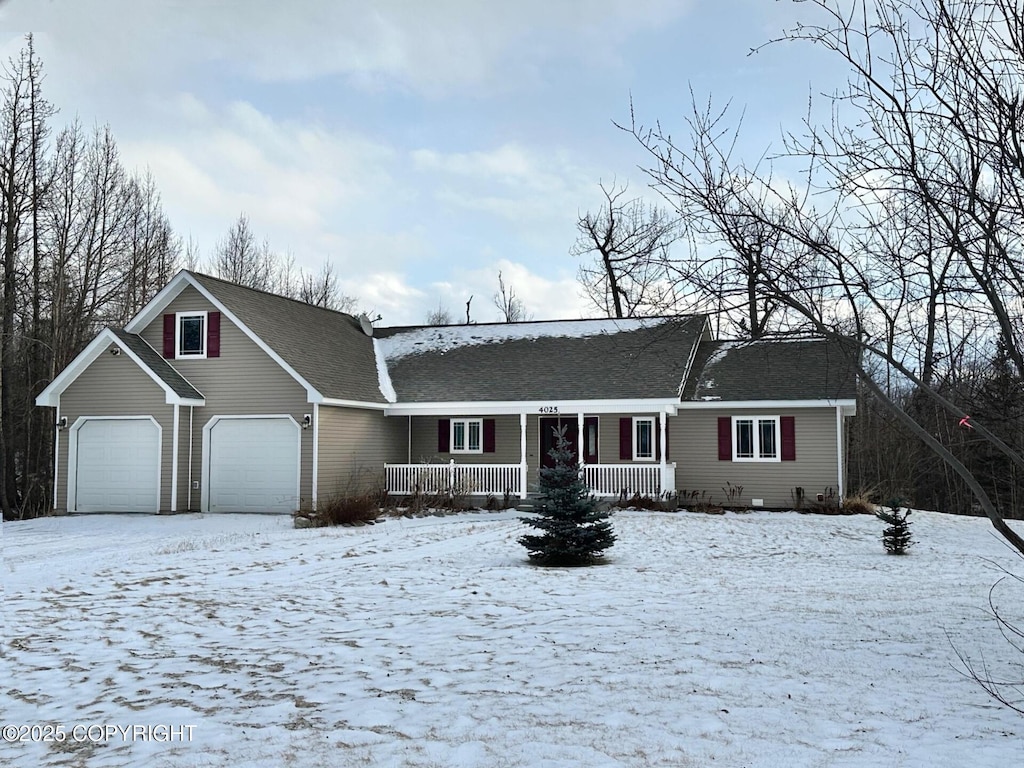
[75,419,160,513]
[209,417,299,513]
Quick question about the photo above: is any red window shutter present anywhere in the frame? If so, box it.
[619,418,632,460]
[208,311,221,357]
[162,314,175,358]
[781,416,796,461]
[483,419,496,453]
[438,419,450,452]
[718,417,732,461]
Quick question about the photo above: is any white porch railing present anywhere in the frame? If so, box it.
[385,461,524,497]
[585,463,675,498]
[384,461,677,499]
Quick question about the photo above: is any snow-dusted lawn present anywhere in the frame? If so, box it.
[3,509,1023,767]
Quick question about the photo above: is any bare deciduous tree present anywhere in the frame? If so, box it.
[623,0,1024,554]
[211,213,275,291]
[426,300,453,326]
[493,270,531,322]
[571,181,679,318]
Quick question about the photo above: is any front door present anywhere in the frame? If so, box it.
[539,417,579,468]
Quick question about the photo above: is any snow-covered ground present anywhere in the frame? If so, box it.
[3,509,1023,767]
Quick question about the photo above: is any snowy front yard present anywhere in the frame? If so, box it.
[3,510,1023,767]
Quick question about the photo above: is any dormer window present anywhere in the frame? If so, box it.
[177,312,207,358]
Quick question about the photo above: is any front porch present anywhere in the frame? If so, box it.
[382,407,678,499]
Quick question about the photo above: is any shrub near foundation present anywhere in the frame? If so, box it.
[309,491,384,527]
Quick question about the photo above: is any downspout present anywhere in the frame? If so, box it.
[311,403,319,512]
[187,406,193,510]
[407,415,411,464]
[659,410,669,493]
[170,404,180,512]
[52,403,60,510]
[836,405,845,503]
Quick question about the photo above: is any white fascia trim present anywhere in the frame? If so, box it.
[124,269,193,332]
[318,398,390,410]
[35,328,205,407]
[680,398,857,411]
[384,399,681,417]
[124,270,325,404]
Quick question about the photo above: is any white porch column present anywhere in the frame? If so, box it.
[659,410,669,494]
[520,412,528,497]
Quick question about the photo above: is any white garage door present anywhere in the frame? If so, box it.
[208,417,300,513]
[75,418,160,513]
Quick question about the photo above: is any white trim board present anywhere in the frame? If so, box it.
[35,328,205,407]
[385,399,681,417]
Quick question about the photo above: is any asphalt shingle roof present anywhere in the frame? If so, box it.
[189,272,386,403]
[685,338,858,402]
[109,328,205,401]
[178,273,857,406]
[376,316,710,402]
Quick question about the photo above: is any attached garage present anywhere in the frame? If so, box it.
[205,416,300,513]
[70,417,161,513]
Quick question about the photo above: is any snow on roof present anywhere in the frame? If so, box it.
[372,339,397,403]
[376,317,675,362]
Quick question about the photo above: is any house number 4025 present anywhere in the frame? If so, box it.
[539,406,560,414]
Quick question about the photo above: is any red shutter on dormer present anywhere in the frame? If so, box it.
[619,418,631,460]
[163,314,175,358]
[781,416,796,461]
[718,417,732,461]
[438,419,450,452]
[208,311,221,357]
[483,419,496,453]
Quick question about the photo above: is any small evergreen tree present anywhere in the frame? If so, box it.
[519,426,615,566]
[877,499,914,554]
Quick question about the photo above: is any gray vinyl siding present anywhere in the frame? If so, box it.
[140,285,314,511]
[317,406,404,497]
[57,344,173,512]
[672,407,841,508]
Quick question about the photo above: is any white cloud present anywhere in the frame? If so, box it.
[3,0,693,97]
[118,95,403,264]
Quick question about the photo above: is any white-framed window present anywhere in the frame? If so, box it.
[176,311,207,359]
[451,418,483,454]
[633,417,656,461]
[733,415,780,462]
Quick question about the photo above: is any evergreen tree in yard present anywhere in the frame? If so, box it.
[519,426,615,566]
[877,499,914,555]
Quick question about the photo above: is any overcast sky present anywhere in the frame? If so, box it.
[1,0,847,325]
